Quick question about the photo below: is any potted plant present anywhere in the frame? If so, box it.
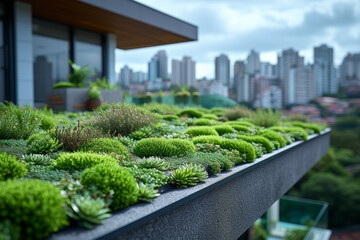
[86,87,102,111]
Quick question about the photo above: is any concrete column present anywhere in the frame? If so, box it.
[105,33,116,85]
[14,1,33,106]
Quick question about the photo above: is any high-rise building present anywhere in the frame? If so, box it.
[246,50,260,75]
[260,62,276,79]
[172,56,196,86]
[314,44,337,95]
[119,65,133,87]
[215,54,230,87]
[254,86,282,109]
[234,60,246,96]
[132,71,146,83]
[277,48,302,105]
[340,53,360,81]
[148,50,168,82]
[288,64,316,104]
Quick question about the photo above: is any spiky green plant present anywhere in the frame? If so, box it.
[22,154,53,166]
[135,157,169,171]
[170,164,208,188]
[137,183,160,202]
[66,193,112,229]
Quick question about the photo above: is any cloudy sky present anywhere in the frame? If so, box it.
[115,0,360,79]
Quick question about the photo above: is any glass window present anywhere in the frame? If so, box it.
[0,19,4,102]
[33,20,70,104]
[75,29,102,81]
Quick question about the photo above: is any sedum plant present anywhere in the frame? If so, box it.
[137,183,160,202]
[135,157,170,171]
[0,179,68,240]
[22,154,53,166]
[26,134,62,154]
[177,108,203,118]
[66,193,112,229]
[0,153,27,181]
[80,162,139,210]
[79,137,128,156]
[127,167,169,188]
[53,152,118,170]
[185,126,219,137]
[171,163,208,188]
[212,125,235,135]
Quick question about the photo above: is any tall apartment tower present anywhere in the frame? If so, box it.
[246,49,260,75]
[171,56,196,86]
[314,44,337,95]
[119,65,133,87]
[234,60,246,99]
[148,50,168,81]
[340,53,360,81]
[277,48,301,105]
[215,54,230,87]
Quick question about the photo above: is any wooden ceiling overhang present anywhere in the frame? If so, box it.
[19,0,198,49]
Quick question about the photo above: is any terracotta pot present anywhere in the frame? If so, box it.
[86,98,102,111]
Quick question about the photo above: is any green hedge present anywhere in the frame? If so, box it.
[220,139,256,162]
[0,152,27,181]
[133,138,196,157]
[79,138,127,155]
[270,126,308,141]
[178,108,203,118]
[53,152,118,170]
[212,125,235,135]
[192,136,224,146]
[237,135,274,153]
[192,118,214,126]
[258,129,286,148]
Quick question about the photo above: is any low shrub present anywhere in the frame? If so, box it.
[160,115,179,121]
[249,108,282,127]
[237,135,274,153]
[0,179,68,239]
[223,105,251,120]
[226,121,255,127]
[80,162,139,210]
[270,126,308,141]
[220,139,256,162]
[54,121,104,152]
[286,121,321,134]
[192,136,223,145]
[178,108,203,118]
[231,125,252,133]
[192,118,214,126]
[79,138,127,155]
[0,103,41,139]
[133,138,196,158]
[53,152,118,170]
[210,107,225,115]
[0,153,27,181]
[40,115,56,130]
[212,125,235,135]
[185,126,219,137]
[92,103,158,136]
[258,129,286,148]
[202,114,218,120]
[127,167,169,188]
[170,163,208,188]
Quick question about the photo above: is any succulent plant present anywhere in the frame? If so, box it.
[66,193,112,229]
[22,154,53,166]
[137,183,160,202]
[170,163,208,188]
[135,157,169,171]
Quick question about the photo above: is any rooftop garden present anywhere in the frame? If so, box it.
[0,102,327,239]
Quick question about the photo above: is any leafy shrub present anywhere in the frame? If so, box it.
[223,105,251,120]
[249,108,282,127]
[220,139,256,162]
[231,125,252,133]
[160,115,179,121]
[53,152,118,170]
[22,154,53,166]
[226,121,255,127]
[54,121,104,152]
[79,138,127,156]
[89,76,118,90]
[87,87,101,99]
[212,125,235,135]
[133,138,196,158]
[202,114,218,120]
[40,115,56,130]
[134,157,169,171]
[258,129,286,148]
[192,136,223,145]
[68,60,95,88]
[92,103,158,136]
[0,153,27,181]
[66,193,111,229]
[178,108,203,118]
[270,126,308,141]
[127,167,169,188]
[170,163,208,188]
[80,162,139,210]
[0,179,68,239]
[237,135,274,153]
[192,118,214,126]
[0,103,41,139]
[26,134,62,154]
[137,183,160,202]
[26,132,48,145]
[185,126,219,137]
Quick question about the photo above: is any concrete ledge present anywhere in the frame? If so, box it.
[49,130,330,240]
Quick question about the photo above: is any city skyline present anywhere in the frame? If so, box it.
[115,0,360,79]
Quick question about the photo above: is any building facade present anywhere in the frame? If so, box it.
[246,49,260,75]
[0,0,197,106]
[215,54,230,87]
[314,44,337,95]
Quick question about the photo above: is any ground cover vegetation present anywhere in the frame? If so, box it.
[0,102,325,239]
